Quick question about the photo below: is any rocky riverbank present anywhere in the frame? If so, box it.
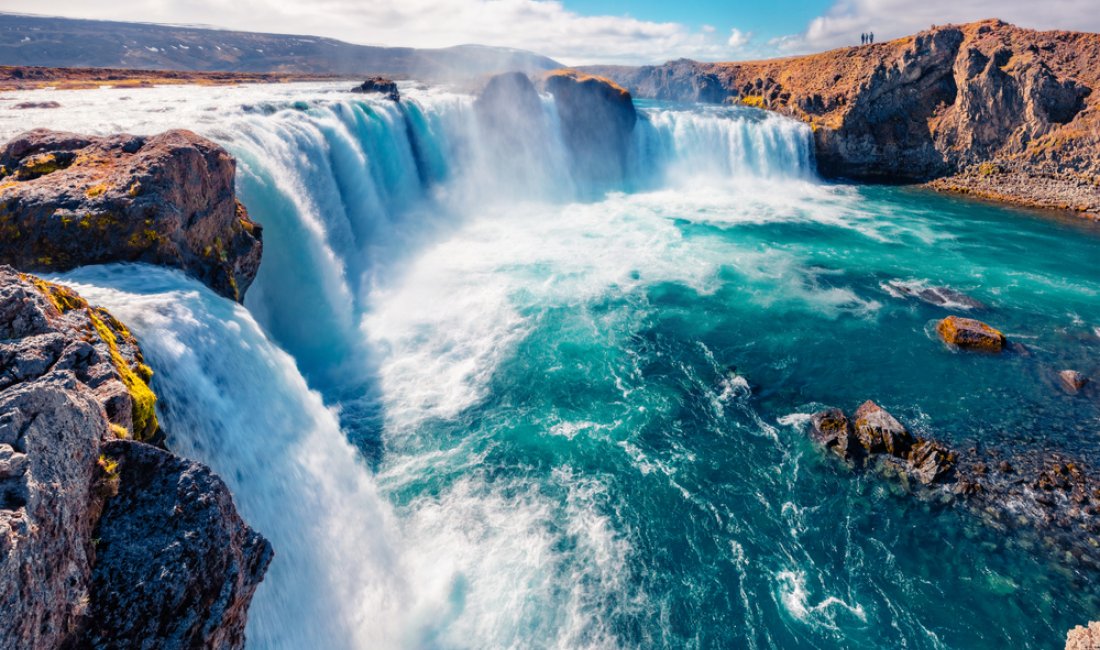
[582,19,1100,218]
[0,267,271,648]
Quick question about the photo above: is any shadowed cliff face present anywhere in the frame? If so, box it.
[0,267,271,649]
[583,20,1100,216]
[542,70,638,189]
[0,129,263,301]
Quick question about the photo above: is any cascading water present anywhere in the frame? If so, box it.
[5,81,1099,649]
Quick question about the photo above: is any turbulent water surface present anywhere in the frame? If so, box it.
[4,83,1099,649]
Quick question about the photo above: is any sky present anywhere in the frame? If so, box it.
[3,0,1100,65]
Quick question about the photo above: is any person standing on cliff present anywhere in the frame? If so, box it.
[869,32,874,43]
[861,33,866,45]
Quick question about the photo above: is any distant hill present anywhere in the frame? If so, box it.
[0,13,562,80]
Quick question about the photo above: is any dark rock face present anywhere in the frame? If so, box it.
[937,315,1006,352]
[543,70,638,187]
[806,402,1100,571]
[0,128,262,301]
[351,76,400,102]
[86,440,272,649]
[0,267,269,649]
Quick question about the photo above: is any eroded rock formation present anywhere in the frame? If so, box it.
[351,76,400,102]
[0,267,270,648]
[584,20,1100,216]
[0,128,263,301]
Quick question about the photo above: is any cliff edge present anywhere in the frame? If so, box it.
[0,129,263,301]
[585,19,1100,217]
[0,267,271,648]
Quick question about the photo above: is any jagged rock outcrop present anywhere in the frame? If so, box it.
[1067,622,1100,649]
[584,20,1100,217]
[85,439,272,648]
[351,77,400,102]
[474,72,547,152]
[0,267,270,648]
[1059,369,1089,393]
[937,315,1007,352]
[542,70,638,186]
[0,128,263,301]
[807,401,1100,571]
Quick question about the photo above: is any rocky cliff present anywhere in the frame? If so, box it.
[584,19,1100,217]
[0,129,263,301]
[0,267,271,648]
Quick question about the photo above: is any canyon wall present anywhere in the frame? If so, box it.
[584,20,1100,216]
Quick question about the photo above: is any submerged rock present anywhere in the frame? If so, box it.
[351,76,400,102]
[0,267,269,648]
[937,315,1006,352]
[0,128,262,301]
[885,280,987,310]
[543,69,637,186]
[1059,369,1089,394]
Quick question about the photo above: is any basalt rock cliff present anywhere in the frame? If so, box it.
[583,20,1100,217]
[0,267,271,648]
[0,128,262,301]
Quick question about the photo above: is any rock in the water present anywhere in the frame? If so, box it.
[0,128,262,301]
[351,77,400,101]
[11,101,61,110]
[1059,369,1089,393]
[1067,622,1100,650]
[86,439,272,649]
[885,280,987,309]
[937,315,1006,352]
[906,438,956,485]
[803,398,1100,572]
[809,407,860,463]
[543,70,637,186]
[853,400,914,457]
[474,72,549,155]
[0,267,269,649]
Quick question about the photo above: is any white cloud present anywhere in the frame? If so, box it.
[727,28,752,49]
[2,1,752,65]
[775,0,1100,53]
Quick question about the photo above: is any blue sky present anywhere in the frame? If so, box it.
[4,0,1099,65]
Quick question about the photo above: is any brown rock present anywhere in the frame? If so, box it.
[809,408,860,462]
[907,439,956,484]
[853,400,914,457]
[1066,621,1100,650]
[1059,369,1089,393]
[937,315,1006,352]
[0,128,262,301]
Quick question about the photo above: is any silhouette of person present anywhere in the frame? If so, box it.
[870,32,874,43]
[861,33,866,45]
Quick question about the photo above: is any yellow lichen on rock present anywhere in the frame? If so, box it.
[937,315,1006,352]
[88,308,158,441]
[21,274,88,313]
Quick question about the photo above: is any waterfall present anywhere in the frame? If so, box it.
[26,82,817,648]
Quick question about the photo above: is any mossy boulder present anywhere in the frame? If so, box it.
[936,315,1006,352]
[0,128,262,302]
